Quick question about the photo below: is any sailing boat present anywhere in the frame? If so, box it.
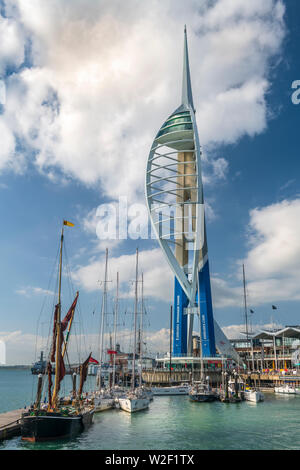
[137,273,153,401]
[188,279,216,402]
[119,249,150,413]
[21,220,94,442]
[108,271,129,401]
[92,248,115,412]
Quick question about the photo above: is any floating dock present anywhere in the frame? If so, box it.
[0,409,25,441]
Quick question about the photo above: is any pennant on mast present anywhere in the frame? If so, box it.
[63,220,74,227]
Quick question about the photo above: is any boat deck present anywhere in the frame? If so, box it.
[0,408,26,441]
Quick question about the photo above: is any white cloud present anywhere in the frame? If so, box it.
[221,322,284,339]
[0,13,25,74]
[242,199,300,304]
[246,199,300,279]
[0,0,285,202]
[15,285,54,297]
[211,199,300,309]
[211,276,243,308]
[72,247,173,302]
[0,118,15,170]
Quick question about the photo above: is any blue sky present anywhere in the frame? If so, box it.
[0,0,300,363]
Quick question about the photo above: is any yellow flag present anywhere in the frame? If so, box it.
[63,220,74,227]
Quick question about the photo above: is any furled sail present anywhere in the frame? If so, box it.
[78,353,92,397]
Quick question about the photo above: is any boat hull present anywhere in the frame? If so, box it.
[21,410,93,442]
[118,398,149,413]
[189,393,216,402]
[244,391,264,402]
[274,386,297,395]
[151,386,189,396]
[94,398,115,412]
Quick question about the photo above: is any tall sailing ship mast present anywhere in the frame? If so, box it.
[118,248,150,412]
[97,248,109,390]
[242,264,255,372]
[139,272,144,387]
[21,220,94,442]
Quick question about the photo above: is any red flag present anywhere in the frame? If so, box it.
[89,356,99,364]
[107,349,117,355]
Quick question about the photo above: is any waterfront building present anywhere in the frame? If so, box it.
[230,326,300,371]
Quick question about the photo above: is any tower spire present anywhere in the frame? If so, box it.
[182,25,194,110]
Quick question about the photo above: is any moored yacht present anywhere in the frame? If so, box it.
[189,380,216,402]
[274,384,300,394]
[90,390,115,412]
[152,383,189,396]
[244,388,264,402]
[118,388,150,413]
[118,249,150,413]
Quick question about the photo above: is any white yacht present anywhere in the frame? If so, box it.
[274,384,300,395]
[118,388,150,413]
[118,250,150,413]
[244,389,264,402]
[86,389,114,412]
[93,395,115,412]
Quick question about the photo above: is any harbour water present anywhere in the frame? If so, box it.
[1,368,300,450]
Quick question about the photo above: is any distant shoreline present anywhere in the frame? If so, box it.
[0,365,31,369]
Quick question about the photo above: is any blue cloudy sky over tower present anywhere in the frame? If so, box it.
[0,0,300,363]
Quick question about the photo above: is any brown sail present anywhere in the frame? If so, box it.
[61,291,79,332]
[78,353,92,398]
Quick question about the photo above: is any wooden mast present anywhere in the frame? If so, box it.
[52,224,64,407]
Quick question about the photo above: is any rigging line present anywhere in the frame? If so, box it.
[33,243,60,362]
[62,337,72,372]
[64,242,89,361]
[31,244,60,404]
